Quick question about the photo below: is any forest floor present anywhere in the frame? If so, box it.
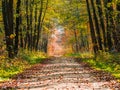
[0,57,120,90]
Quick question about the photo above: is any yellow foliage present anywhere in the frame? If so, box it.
[9,34,16,39]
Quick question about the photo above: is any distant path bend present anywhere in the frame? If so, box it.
[0,57,120,90]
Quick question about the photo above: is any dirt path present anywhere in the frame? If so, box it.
[0,57,120,90]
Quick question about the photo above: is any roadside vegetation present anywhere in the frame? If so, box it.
[65,52,120,81]
[84,52,120,80]
[0,51,46,82]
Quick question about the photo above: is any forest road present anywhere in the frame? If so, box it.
[0,57,120,90]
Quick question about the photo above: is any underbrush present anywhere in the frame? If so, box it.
[0,50,46,82]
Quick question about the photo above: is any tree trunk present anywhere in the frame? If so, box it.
[14,0,21,56]
[25,0,31,49]
[115,1,120,51]
[35,0,43,50]
[90,0,103,50]
[73,29,79,53]
[104,0,114,51]
[29,0,34,50]
[2,0,14,58]
[96,0,107,51]
[86,0,98,53]
[33,4,38,50]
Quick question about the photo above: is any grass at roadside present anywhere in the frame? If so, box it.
[83,52,120,80]
[20,50,46,64]
[64,52,94,58]
[65,52,120,81]
[0,50,46,82]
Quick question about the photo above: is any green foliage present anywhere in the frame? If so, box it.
[20,50,46,64]
[0,50,46,82]
[82,52,120,80]
[64,52,94,59]
[0,56,30,82]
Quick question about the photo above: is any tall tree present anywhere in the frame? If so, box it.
[2,0,14,58]
[96,0,107,51]
[86,0,98,53]
[116,1,120,51]
[104,0,114,51]
[90,0,103,51]
[14,0,21,56]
